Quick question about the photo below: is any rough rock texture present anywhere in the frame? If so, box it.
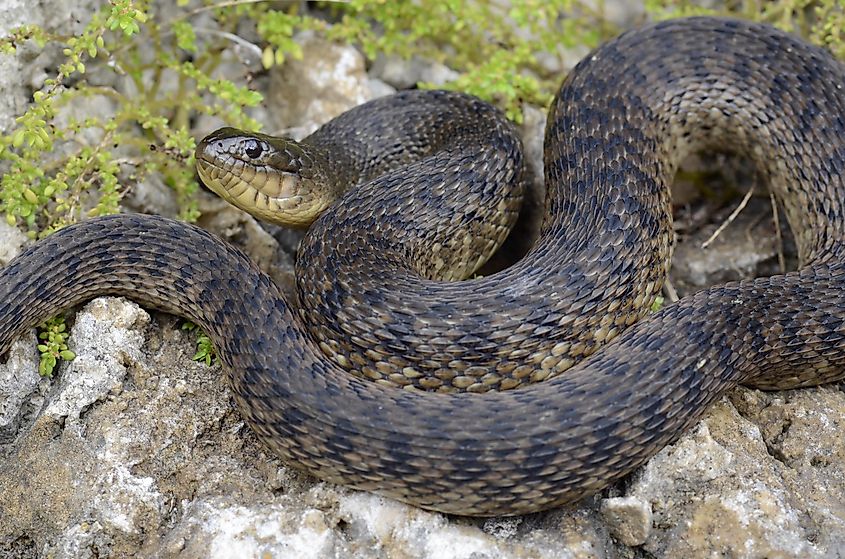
[0,0,100,132]
[266,32,395,139]
[370,54,460,90]
[2,3,845,559]
[0,222,27,266]
[0,297,283,558]
[0,330,39,443]
[625,391,845,557]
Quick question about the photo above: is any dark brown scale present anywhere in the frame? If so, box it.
[2,17,845,516]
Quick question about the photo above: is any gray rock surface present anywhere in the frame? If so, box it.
[369,54,460,90]
[0,0,99,132]
[599,496,652,547]
[266,32,395,138]
[2,3,845,559]
[0,222,26,266]
[0,332,39,441]
[625,392,845,557]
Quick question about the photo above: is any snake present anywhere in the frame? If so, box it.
[2,17,845,517]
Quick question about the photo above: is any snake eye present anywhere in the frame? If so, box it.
[244,140,263,159]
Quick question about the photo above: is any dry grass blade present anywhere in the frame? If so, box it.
[700,185,755,249]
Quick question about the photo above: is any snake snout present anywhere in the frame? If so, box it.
[195,127,271,167]
[196,127,327,227]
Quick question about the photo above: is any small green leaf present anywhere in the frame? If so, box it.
[262,46,275,70]
[650,296,665,313]
[23,188,38,204]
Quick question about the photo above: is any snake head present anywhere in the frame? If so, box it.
[195,127,332,227]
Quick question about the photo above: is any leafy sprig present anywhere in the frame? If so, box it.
[37,317,75,377]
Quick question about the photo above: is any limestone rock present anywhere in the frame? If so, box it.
[620,394,845,557]
[266,32,395,138]
[599,496,652,546]
[369,55,460,90]
[0,331,40,440]
[0,297,291,558]
[0,221,27,266]
[0,0,100,131]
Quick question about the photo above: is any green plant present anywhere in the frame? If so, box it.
[650,295,665,313]
[3,0,843,237]
[0,0,261,238]
[260,0,620,122]
[181,321,217,366]
[645,0,845,57]
[36,316,75,377]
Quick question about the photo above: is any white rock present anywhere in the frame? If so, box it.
[266,33,391,136]
[600,496,652,546]
[0,330,39,434]
[0,221,27,265]
[45,298,149,422]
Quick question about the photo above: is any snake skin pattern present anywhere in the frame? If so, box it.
[3,17,845,516]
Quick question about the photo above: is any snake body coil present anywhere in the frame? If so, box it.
[3,17,845,516]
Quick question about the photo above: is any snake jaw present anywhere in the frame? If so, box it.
[196,127,328,227]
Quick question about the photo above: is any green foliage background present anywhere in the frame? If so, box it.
[1,0,842,238]
[0,0,842,374]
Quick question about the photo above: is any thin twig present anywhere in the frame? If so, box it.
[770,190,786,273]
[663,277,679,303]
[700,186,755,249]
[192,28,263,59]
[180,0,349,21]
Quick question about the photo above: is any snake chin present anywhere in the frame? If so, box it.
[196,150,318,227]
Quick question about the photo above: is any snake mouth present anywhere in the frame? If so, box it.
[195,127,333,227]
[195,154,302,205]
[195,134,317,226]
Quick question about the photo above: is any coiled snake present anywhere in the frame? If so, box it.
[2,17,845,516]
